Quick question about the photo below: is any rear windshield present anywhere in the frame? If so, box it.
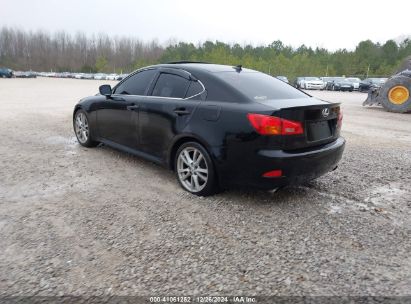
[216,71,308,100]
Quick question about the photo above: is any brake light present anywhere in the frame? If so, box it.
[337,110,343,128]
[263,169,283,178]
[247,114,303,135]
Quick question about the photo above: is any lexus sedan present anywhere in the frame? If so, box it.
[73,63,345,196]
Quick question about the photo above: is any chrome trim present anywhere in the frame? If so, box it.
[186,79,206,100]
[111,79,206,101]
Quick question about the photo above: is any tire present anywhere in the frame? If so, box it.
[379,76,411,113]
[73,109,99,147]
[175,142,218,196]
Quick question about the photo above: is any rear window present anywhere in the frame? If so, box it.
[216,72,308,100]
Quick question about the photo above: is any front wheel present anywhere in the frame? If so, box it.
[73,109,98,147]
[175,142,218,196]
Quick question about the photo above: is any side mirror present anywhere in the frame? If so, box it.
[99,84,112,97]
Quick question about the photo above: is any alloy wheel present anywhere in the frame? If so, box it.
[177,147,209,193]
[74,112,89,144]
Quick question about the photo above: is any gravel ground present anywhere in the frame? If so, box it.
[0,78,410,297]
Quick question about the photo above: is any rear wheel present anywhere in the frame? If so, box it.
[175,142,218,196]
[73,109,98,147]
[379,76,411,113]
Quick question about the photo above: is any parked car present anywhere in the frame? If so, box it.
[73,63,345,196]
[332,79,354,92]
[0,68,13,78]
[359,78,388,92]
[115,73,129,80]
[300,77,325,90]
[346,77,361,90]
[14,71,37,78]
[293,77,304,89]
[106,73,118,80]
[93,73,107,80]
[321,77,345,90]
[276,76,289,83]
[83,73,94,80]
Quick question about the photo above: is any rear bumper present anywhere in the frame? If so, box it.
[219,137,345,189]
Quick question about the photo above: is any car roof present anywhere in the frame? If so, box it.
[153,62,256,74]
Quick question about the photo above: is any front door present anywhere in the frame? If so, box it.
[96,96,140,149]
[96,68,158,149]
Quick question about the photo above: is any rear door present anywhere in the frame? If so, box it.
[138,69,204,159]
[96,69,157,149]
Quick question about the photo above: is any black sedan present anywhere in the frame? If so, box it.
[332,79,354,92]
[359,78,388,92]
[73,63,345,196]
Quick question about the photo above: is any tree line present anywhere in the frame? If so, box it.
[1,26,411,80]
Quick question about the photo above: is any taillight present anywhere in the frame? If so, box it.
[247,113,303,135]
[262,169,283,178]
[337,110,343,129]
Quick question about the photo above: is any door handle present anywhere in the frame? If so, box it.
[126,105,139,111]
[173,108,190,115]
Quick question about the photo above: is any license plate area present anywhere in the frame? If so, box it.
[306,120,332,142]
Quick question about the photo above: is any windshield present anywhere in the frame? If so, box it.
[347,78,360,82]
[304,77,320,81]
[217,72,308,100]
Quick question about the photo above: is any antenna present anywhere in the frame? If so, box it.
[233,65,242,72]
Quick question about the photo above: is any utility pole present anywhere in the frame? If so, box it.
[366,64,370,78]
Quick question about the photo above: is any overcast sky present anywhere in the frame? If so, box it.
[1,0,410,50]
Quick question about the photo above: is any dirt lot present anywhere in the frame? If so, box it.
[0,78,410,297]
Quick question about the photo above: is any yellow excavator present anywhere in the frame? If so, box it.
[363,56,411,113]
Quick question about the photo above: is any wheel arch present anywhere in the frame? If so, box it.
[167,134,213,171]
[73,104,83,116]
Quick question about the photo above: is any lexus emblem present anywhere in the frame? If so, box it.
[322,108,330,117]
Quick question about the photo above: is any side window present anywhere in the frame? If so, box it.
[114,69,156,95]
[185,81,203,98]
[151,73,190,98]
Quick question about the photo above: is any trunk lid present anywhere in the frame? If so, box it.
[257,97,341,150]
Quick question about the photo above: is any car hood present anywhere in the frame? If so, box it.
[305,80,323,84]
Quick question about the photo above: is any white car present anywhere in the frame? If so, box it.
[106,73,118,80]
[93,73,107,80]
[301,77,325,90]
[346,77,361,90]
